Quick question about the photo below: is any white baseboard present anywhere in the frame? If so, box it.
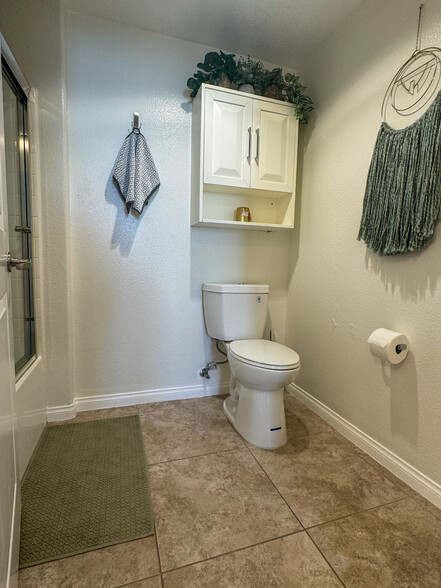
[46,403,77,422]
[47,382,229,422]
[287,383,441,510]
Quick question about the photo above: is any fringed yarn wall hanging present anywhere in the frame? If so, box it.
[358,4,441,255]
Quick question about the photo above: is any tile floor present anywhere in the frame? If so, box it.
[19,393,441,587]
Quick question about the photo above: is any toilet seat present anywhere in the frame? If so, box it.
[228,339,300,371]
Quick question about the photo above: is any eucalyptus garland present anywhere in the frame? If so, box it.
[186,51,314,124]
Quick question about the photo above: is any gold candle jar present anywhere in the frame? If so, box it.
[235,207,251,222]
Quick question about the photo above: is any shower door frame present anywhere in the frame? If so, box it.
[2,51,36,375]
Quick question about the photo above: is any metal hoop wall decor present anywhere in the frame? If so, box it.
[381,4,441,123]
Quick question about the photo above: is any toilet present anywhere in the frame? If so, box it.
[202,283,300,449]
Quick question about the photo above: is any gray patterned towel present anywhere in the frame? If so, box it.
[113,130,160,214]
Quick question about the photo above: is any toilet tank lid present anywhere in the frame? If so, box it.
[202,283,269,294]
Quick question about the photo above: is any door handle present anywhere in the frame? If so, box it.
[247,126,252,160]
[6,253,31,271]
[255,128,260,163]
[15,225,32,234]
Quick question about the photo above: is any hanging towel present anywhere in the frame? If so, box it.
[358,90,441,255]
[113,130,160,214]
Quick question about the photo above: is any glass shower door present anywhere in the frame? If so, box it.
[2,59,35,374]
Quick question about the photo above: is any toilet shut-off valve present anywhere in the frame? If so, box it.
[200,362,217,379]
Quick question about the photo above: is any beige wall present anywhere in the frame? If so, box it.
[287,0,441,485]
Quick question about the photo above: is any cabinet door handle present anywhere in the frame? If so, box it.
[247,126,252,159]
[255,128,260,163]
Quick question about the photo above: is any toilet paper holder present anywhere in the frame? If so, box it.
[367,328,409,365]
[395,344,407,354]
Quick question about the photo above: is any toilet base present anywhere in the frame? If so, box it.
[223,385,287,450]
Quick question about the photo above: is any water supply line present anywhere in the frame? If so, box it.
[200,340,228,379]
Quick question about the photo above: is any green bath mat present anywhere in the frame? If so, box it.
[19,416,153,568]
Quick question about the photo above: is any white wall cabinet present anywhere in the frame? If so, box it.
[250,100,296,193]
[192,84,298,231]
[203,90,253,188]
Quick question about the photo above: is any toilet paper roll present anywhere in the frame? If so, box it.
[367,328,409,365]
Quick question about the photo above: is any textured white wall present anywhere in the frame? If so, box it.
[65,10,292,399]
[0,0,74,411]
[287,0,441,484]
[65,0,365,68]
[1,1,67,473]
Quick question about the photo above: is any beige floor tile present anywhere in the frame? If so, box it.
[351,448,415,492]
[353,449,441,523]
[117,576,162,588]
[150,448,301,571]
[249,432,407,527]
[49,405,138,425]
[18,537,159,588]
[286,397,441,525]
[309,498,441,587]
[284,393,334,438]
[408,491,441,523]
[163,532,342,587]
[139,397,243,464]
[212,393,229,407]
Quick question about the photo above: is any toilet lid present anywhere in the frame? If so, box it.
[229,340,300,370]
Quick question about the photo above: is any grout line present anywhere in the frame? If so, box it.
[147,444,246,467]
[160,530,302,576]
[247,432,410,531]
[114,574,162,588]
[141,400,411,583]
[147,459,165,585]
[305,496,410,531]
[305,531,347,588]
[152,519,165,588]
[115,500,412,586]
[138,404,164,588]
[246,443,409,588]
[244,444,305,528]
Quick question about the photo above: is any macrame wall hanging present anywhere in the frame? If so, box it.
[358,4,441,255]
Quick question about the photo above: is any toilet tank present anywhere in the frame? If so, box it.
[202,283,269,341]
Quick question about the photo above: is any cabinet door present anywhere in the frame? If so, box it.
[251,101,297,192]
[204,89,253,188]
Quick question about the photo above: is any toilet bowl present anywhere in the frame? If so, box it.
[225,339,300,449]
[202,282,301,450]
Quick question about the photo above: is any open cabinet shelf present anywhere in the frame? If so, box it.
[194,219,294,231]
